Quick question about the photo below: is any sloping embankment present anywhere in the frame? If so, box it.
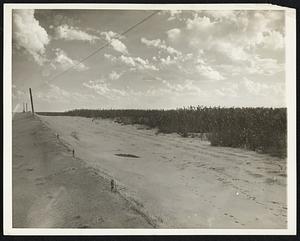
[12,113,153,228]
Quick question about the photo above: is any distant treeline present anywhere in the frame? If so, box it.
[38,106,287,157]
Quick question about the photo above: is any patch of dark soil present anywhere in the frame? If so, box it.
[115,154,140,158]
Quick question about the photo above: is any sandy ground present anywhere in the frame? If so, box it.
[38,115,287,229]
[12,113,153,228]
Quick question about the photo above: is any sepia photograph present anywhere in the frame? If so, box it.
[3,3,296,235]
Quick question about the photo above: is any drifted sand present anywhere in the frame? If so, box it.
[38,115,287,229]
[12,113,153,228]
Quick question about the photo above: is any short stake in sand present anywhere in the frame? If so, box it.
[111,179,116,192]
[72,149,75,158]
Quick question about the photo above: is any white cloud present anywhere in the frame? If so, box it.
[83,79,127,99]
[246,56,284,76]
[101,31,128,54]
[141,37,182,56]
[110,39,128,54]
[215,83,239,97]
[214,41,249,62]
[160,55,177,65]
[159,10,183,21]
[243,77,269,96]
[167,10,183,21]
[162,79,203,95]
[54,24,99,42]
[196,64,225,81]
[186,15,215,31]
[13,9,50,65]
[104,53,117,62]
[229,11,285,51]
[109,71,122,80]
[119,55,136,67]
[104,53,158,71]
[204,10,237,21]
[195,58,225,81]
[101,31,119,40]
[52,48,88,71]
[261,30,284,50]
[167,28,181,41]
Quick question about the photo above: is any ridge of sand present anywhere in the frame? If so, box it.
[12,113,153,228]
[38,115,287,229]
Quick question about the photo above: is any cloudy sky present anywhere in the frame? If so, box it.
[12,9,285,112]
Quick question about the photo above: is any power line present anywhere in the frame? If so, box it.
[48,10,160,83]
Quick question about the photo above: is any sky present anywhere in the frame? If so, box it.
[12,9,286,112]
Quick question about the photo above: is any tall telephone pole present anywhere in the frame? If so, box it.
[29,88,34,114]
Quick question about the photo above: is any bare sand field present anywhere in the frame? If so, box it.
[12,113,153,228]
[38,115,287,229]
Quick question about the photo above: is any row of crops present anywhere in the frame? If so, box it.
[38,106,287,157]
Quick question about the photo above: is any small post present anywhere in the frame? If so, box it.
[111,179,116,192]
[22,103,25,113]
[29,88,34,114]
[26,103,28,112]
[72,149,75,158]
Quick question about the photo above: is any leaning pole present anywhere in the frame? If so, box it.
[29,88,34,114]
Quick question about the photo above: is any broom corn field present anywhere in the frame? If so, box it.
[38,106,287,158]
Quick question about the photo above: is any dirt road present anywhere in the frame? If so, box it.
[12,113,153,228]
[39,115,287,228]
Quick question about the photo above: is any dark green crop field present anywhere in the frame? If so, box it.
[38,106,287,157]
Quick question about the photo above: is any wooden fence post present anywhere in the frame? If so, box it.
[29,88,34,114]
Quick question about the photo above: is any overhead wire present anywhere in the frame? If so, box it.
[48,10,161,83]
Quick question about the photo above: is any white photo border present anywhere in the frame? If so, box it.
[3,3,297,236]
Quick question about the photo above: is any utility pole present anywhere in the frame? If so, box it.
[29,88,35,114]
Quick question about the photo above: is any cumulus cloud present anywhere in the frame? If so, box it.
[215,83,239,97]
[196,64,225,81]
[167,28,181,41]
[243,77,269,96]
[83,79,127,99]
[104,53,158,71]
[51,48,88,71]
[109,71,122,80]
[162,79,203,95]
[159,10,184,21]
[246,56,284,76]
[180,10,285,83]
[167,10,183,21]
[204,10,237,21]
[160,55,177,65]
[101,31,119,40]
[13,9,50,65]
[213,41,249,62]
[110,39,128,54]
[260,30,284,50]
[229,11,284,51]
[141,37,182,56]
[54,24,99,42]
[101,31,128,54]
[186,14,215,31]
[194,58,225,81]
